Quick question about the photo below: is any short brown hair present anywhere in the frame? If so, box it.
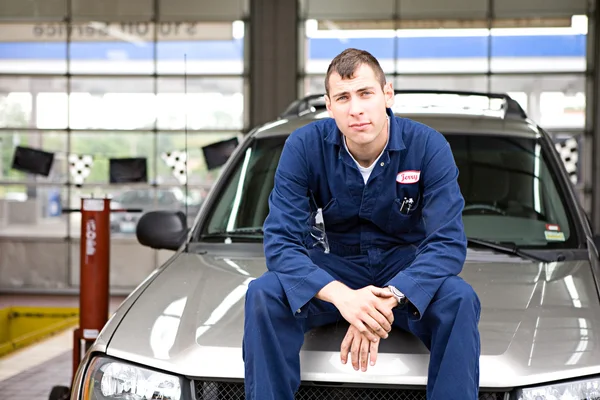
[324,48,386,96]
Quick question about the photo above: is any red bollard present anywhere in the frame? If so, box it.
[72,196,111,382]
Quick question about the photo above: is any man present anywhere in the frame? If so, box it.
[242,48,481,399]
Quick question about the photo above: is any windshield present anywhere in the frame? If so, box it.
[198,131,578,249]
[200,136,284,238]
[451,133,577,248]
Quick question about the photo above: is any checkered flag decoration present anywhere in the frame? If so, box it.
[68,154,93,186]
[161,150,188,185]
[555,137,578,184]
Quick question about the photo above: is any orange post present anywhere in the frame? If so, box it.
[72,196,111,381]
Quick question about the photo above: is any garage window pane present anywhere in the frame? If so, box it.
[69,77,155,130]
[68,22,156,75]
[0,184,69,238]
[157,132,240,186]
[304,20,396,74]
[303,21,490,74]
[490,74,585,129]
[490,23,587,73]
[0,131,67,184]
[0,23,68,73]
[70,132,155,184]
[156,22,244,75]
[395,28,489,74]
[156,77,244,130]
[0,77,68,129]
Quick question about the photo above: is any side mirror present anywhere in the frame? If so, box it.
[136,210,188,251]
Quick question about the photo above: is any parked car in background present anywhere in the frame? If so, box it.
[109,188,203,234]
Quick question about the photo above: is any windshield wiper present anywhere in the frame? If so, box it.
[467,237,553,263]
[201,227,264,238]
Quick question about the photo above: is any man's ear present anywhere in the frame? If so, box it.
[384,82,394,109]
[325,94,334,118]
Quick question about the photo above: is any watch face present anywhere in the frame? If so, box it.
[388,286,407,306]
[389,286,403,298]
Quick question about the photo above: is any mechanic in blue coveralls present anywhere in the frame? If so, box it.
[243,48,481,400]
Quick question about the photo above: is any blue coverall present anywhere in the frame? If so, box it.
[243,108,481,399]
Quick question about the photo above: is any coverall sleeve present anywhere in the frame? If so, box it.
[386,129,467,320]
[263,133,336,317]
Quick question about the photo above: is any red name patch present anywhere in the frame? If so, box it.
[396,170,421,184]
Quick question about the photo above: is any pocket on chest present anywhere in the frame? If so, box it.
[386,187,422,234]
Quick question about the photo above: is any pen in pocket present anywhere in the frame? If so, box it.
[399,197,414,214]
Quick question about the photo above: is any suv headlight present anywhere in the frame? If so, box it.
[81,356,181,400]
[516,376,600,399]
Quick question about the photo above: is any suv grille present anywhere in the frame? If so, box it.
[194,380,504,400]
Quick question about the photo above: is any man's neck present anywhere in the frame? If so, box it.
[345,117,389,168]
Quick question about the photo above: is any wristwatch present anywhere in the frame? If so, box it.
[387,285,408,307]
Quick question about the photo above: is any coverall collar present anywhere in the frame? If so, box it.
[324,108,406,152]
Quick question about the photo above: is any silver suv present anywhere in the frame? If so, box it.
[68,91,600,400]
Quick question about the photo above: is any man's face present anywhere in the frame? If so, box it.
[325,63,394,147]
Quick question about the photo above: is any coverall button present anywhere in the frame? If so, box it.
[296,309,301,314]
[380,162,385,166]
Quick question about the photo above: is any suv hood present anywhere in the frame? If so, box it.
[106,247,600,389]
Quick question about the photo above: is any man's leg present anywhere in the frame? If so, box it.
[394,275,481,400]
[242,271,341,400]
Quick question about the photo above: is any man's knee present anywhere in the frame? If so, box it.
[245,272,287,317]
[439,276,481,317]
